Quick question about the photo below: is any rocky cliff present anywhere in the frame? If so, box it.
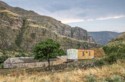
[0,1,97,52]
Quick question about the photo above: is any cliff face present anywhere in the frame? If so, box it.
[11,8,89,41]
[0,1,97,51]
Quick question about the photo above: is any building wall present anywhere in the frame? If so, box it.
[4,62,47,68]
[4,59,66,68]
[78,50,94,59]
[67,49,94,60]
[67,49,78,60]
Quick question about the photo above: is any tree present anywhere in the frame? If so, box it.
[33,39,65,68]
[0,55,9,64]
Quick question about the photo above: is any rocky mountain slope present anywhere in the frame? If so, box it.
[89,31,120,45]
[0,1,97,52]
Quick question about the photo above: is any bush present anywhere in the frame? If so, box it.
[105,75,124,82]
[15,51,26,57]
[102,42,125,64]
[104,53,118,64]
[0,63,4,68]
[0,55,8,64]
[86,75,96,82]
[94,58,105,66]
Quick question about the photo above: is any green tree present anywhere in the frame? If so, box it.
[33,39,65,68]
[0,55,8,64]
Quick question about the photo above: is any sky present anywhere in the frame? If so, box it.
[1,0,125,32]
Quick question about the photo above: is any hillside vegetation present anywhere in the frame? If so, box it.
[100,32,125,65]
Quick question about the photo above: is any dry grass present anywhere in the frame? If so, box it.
[0,10,19,17]
[93,48,105,58]
[0,60,125,82]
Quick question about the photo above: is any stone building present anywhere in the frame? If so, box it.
[4,56,67,68]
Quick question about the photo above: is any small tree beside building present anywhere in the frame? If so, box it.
[33,39,65,68]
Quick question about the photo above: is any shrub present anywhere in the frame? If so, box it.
[86,75,96,82]
[15,51,26,57]
[105,75,124,82]
[104,53,118,64]
[0,63,3,68]
[0,55,8,64]
[94,58,105,66]
[102,42,125,64]
[111,75,124,82]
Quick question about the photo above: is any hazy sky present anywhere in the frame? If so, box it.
[2,0,125,32]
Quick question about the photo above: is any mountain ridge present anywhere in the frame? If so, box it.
[89,31,120,45]
[0,1,97,52]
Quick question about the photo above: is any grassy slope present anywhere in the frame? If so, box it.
[0,60,125,82]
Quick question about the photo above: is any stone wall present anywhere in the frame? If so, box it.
[4,59,66,68]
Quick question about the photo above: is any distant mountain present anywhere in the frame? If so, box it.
[111,32,125,42]
[0,1,97,52]
[89,31,120,45]
[105,32,125,49]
